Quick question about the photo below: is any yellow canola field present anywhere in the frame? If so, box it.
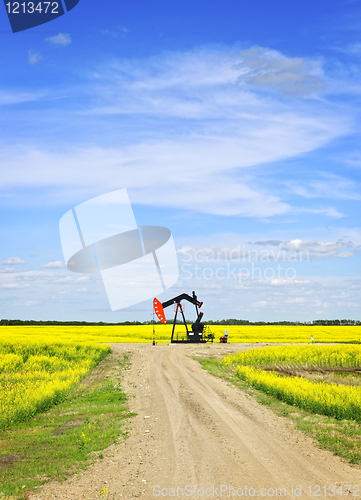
[1,325,361,344]
[0,341,110,431]
[223,345,361,422]
[222,345,361,369]
[234,365,361,422]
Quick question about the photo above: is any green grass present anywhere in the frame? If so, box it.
[199,357,361,466]
[0,352,135,499]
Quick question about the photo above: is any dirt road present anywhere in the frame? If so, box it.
[32,343,360,499]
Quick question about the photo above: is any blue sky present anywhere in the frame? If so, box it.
[1,0,361,322]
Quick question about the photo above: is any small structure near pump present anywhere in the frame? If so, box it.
[220,330,229,343]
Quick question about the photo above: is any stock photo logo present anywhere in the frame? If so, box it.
[3,0,80,33]
[59,189,179,311]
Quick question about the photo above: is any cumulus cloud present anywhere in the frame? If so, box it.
[282,239,355,258]
[41,261,66,269]
[315,300,330,309]
[45,33,72,46]
[0,267,29,273]
[338,251,355,257]
[0,257,26,265]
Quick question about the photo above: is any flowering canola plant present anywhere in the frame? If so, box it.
[222,345,361,369]
[1,325,361,344]
[222,345,361,422]
[0,341,110,431]
[234,365,361,422]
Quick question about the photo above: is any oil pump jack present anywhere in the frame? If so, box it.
[153,291,214,343]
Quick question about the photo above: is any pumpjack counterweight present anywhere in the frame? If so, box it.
[153,291,214,343]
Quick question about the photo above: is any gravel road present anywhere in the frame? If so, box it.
[31,343,360,499]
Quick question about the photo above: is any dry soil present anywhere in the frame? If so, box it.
[30,343,361,499]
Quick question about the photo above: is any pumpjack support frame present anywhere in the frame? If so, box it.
[153,291,214,343]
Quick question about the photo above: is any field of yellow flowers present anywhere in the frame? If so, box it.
[1,326,360,432]
[0,340,110,431]
[222,345,361,422]
[1,324,361,344]
[222,344,361,369]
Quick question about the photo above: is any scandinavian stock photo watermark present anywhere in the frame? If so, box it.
[153,484,360,497]
[178,246,310,284]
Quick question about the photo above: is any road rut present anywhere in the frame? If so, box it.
[31,343,360,499]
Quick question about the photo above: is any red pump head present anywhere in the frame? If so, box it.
[153,297,166,324]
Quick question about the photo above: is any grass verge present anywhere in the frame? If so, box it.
[199,357,361,467]
[0,351,135,499]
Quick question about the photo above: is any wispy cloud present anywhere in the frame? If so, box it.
[234,47,325,98]
[100,26,129,39]
[45,33,72,46]
[1,283,30,288]
[286,173,361,200]
[0,46,355,219]
[28,50,42,65]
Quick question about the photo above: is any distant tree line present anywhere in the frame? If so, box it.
[1,318,361,326]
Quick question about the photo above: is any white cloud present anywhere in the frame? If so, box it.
[45,33,72,46]
[251,300,269,308]
[259,278,311,286]
[28,50,42,65]
[0,267,29,273]
[15,271,91,284]
[53,276,91,284]
[234,47,325,97]
[282,239,353,257]
[336,301,359,309]
[0,91,42,106]
[0,46,354,219]
[338,251,355,258]
[76,287,88,292]
[315,300,330,309]
[0,257,26,265]
[254,240,283,246]
[1,283,30,288]
[286,174,361,201]
[41,261,66,269]
[285,297,306,304]
[331,292,350,299]
[100,26,129,39]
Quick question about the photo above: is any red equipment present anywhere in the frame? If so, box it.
[153,298,166,324]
